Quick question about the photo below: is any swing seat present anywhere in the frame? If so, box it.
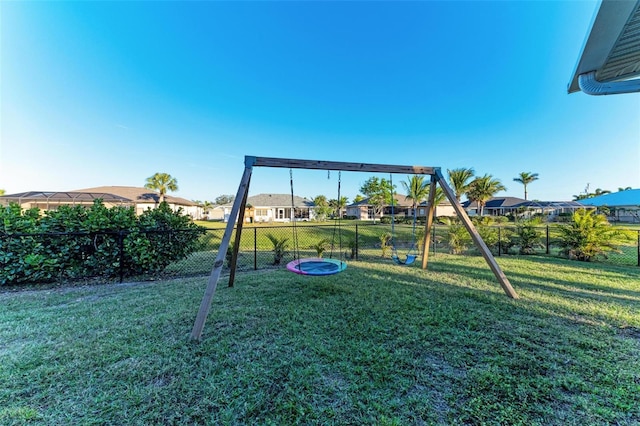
[287,258,347,276]
[392,254,417,266]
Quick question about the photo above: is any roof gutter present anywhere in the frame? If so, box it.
[578,71,640,95]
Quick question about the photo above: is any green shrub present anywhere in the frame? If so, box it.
[312,238,329,258]
[379,232,392,257]
[266,234,289,265]
[440,218,471,254]
[0,200,205,285]
[556,209,630,262]
[344,238,358,259]
[515,221,543,254]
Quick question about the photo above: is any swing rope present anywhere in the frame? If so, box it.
[389,174,417,266]
[290,169,301,262]
[287,169,347,276]
[329,171,344,261]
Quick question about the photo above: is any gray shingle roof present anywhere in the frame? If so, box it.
[246,193,314,208]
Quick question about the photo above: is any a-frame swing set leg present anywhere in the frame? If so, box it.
[421,175,438,270]
[191,164,253,341]
[431,169,519,299]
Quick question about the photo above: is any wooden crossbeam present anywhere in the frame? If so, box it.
[248,156,436,175]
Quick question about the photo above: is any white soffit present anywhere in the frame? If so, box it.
[568,0,640,94]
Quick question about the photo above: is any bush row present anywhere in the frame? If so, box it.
[0,201,205,285]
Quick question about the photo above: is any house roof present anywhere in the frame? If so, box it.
[348,194,417,208]
[578,189,640,207]
[525,201,586,209]
[0,191,132,204]
[245,193,314,208]
[569,0,640,94]
[463,197,526,209]
[74,186,198,206]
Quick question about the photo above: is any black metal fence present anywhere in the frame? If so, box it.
[2,223,638,286]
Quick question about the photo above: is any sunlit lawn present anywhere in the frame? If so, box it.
[1,255,639,425]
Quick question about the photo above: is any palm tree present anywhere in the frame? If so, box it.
[401,175,430,217]
[466,174,507,216]
[144,173,178,203]
[335,196,349,218]
[593,188,611,197]
[313,195,332,221]
[513,172,539,200]
[447,168,475,201]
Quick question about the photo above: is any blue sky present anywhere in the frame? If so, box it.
[2,1,639,204]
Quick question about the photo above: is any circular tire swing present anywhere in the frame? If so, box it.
[286,169,347,276]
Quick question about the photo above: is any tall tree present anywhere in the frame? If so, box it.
[313,195,332,221]
[202,201,214,215]
[447,168,475,201]
[360,177,394,222]
[513,172,539,200]
[144,173,178,203]
[593,188,611,197]
[214,194,235,205]
[573,188,613,200]
[401,175,429,216]
[329,196,349,218]
[466,174,507,216]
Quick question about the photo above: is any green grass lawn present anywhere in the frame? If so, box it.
[1,256,639,425]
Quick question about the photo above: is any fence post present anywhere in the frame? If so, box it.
[118,231,125,283]
[546,225,550,255]
[637,230,639,267]
[498,226,501,256]
[355,223,359,260]
[432,223,436,255]
[254,227,258,270]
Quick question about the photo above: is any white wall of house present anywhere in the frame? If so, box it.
[135,202,203,219]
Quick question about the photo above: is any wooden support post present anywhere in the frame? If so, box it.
[434,169,519,299]
[421,175,438,270]
[191,165,254,341]
[228,175,251,287]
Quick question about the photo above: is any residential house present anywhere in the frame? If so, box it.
[224,193,316,223]
[463,197,527,216]
[578,189,640,223]
[463,197,588,219]
[346,194,455,220]
[0,187,203,219]
[0,191,132,211]
[74,186,202,218]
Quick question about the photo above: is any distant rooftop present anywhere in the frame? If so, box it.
[0,191,131,205]
[578,189,640,207]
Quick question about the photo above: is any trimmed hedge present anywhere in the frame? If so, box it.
[0,200,205,285]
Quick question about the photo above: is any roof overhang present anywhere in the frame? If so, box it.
[568,0,640,95]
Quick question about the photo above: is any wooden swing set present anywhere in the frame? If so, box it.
[191,155,519,340]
